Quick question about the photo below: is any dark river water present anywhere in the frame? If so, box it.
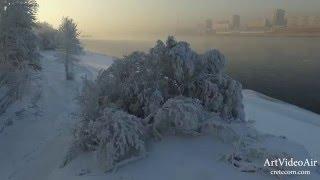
[81,36,320,114]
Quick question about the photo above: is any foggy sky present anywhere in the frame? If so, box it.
[37,0,320,39]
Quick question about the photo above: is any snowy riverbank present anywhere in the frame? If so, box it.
[244,90,320,160]
[0,51,319,180]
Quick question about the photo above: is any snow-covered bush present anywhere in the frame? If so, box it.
[74,108,146,171]
[71,37,316,177]
[72,36,245,171]
[35,22,59,50]
[91,36,244,121]
[152,97,210,138]
[95,108,146,171]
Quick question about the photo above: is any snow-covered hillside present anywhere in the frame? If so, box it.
[0,51,319,180]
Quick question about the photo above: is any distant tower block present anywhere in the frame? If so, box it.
[205,19,214,34]
[231,15,240,30]
[273,9,286,27]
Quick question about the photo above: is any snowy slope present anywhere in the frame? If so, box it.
[244,90,320,160]
[0,51,319,180]
[76,51,114,78]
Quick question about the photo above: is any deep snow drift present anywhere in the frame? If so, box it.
[0,49,319,180]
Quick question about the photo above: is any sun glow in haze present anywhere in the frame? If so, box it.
[37,0,320,40]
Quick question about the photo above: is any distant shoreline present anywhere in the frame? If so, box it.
[81,33,320,41]
[210,32,320,38]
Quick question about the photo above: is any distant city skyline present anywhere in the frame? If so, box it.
[37,0,320,39]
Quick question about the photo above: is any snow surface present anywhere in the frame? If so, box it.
[76,51,114,78]
[244,90,320,160]
[49,136,274,180]
[0,51,319,180]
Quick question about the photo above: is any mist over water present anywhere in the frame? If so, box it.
[81,36,320,114]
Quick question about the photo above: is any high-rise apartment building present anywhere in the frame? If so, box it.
[273,9,286,26]
[231,15,240,30]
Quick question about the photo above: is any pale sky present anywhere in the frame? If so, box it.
[37,0,320,39]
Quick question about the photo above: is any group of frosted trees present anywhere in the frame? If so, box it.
[35,18,82,80]
[0,0,39,113]
[71,36,245,171]
[0,0,81,114]
[35,22,59,50]
[71,37,312,174]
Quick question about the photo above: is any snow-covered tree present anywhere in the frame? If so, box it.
[0,0,39,69]
[35,22,58,50]
[58,17,82,80]
[0,0,39,113]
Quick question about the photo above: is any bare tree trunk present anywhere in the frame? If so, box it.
[65,52,69,80]
[65,51,73,80]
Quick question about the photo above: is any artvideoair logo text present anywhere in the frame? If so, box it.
[264,158,318,167]
[264,158,319,176]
